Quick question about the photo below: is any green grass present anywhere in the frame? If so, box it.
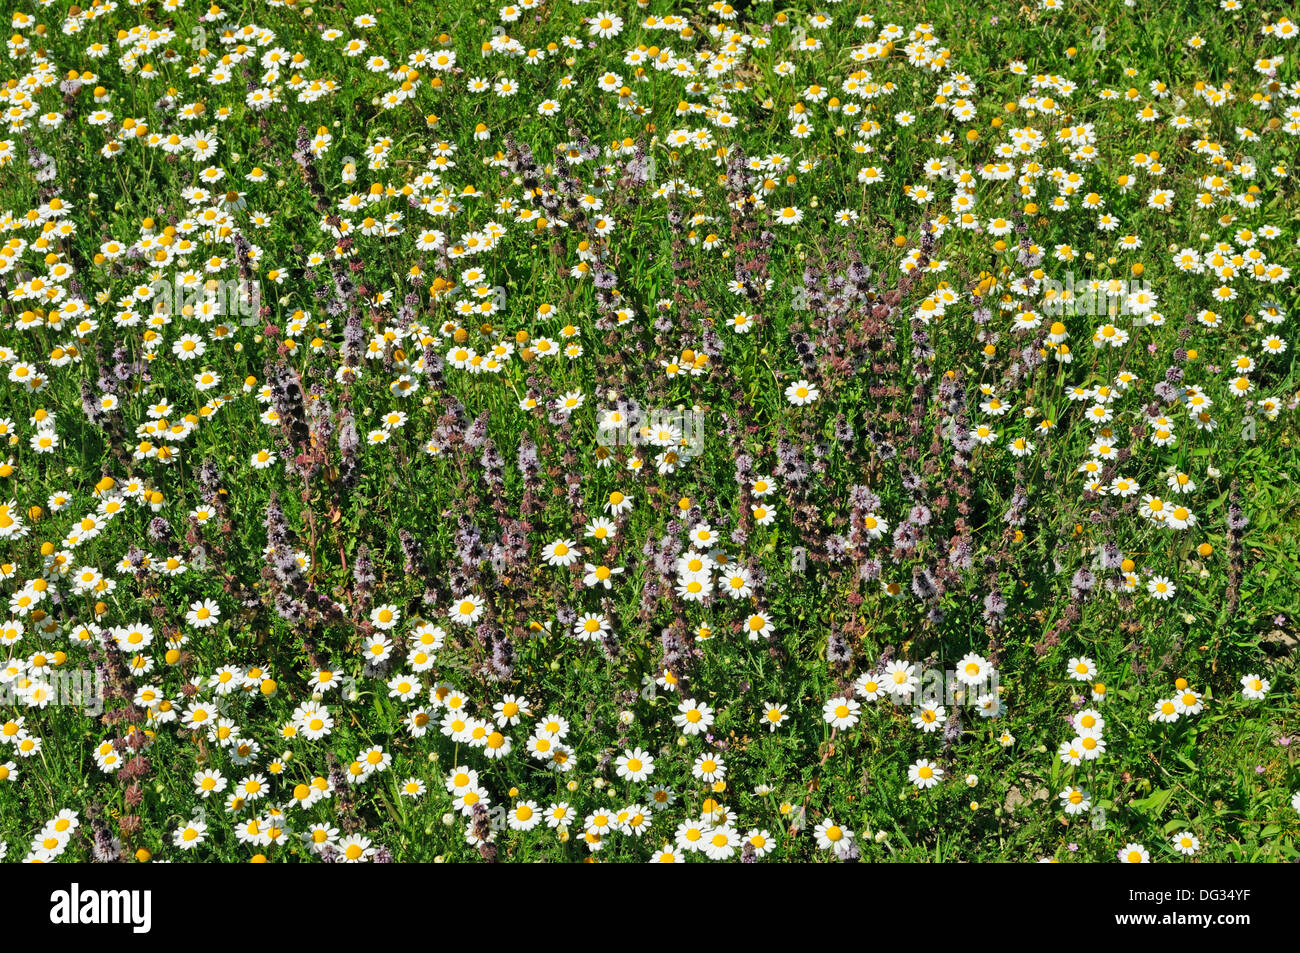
[0,0,1298,862]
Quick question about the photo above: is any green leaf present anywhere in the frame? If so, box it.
[1129,787,1175,816]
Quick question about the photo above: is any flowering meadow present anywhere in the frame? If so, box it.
[0,0,1298,866]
